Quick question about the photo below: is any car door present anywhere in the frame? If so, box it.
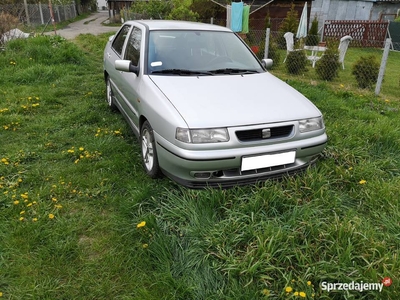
[117,26,143,132]
[105,24,131,114]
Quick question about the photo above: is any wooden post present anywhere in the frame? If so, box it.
[23,0,31,26]
[48,0,57,35]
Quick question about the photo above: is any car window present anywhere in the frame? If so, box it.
[112,25,131,56]
[125,27,142,66]
[147,30,263,74]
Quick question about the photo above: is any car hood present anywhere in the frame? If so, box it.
[149,72,321,128]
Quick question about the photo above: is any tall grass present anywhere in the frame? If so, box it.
[0,34,399,299]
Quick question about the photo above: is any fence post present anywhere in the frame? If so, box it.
[39,2,44,25]
[264,28,270,59]
[375,38,391,96]
[23,0,31,26]
[211,17,213,24]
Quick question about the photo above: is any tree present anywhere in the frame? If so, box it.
[167,0,199,21]
[279,3,299,34]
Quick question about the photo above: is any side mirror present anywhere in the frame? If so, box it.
[115,60,139,76]
[261,58,273,69]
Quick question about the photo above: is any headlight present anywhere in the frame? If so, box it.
[176,128,229,143]
[299,117,324,133]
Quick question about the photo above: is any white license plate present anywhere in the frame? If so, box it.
[241,151,296,171]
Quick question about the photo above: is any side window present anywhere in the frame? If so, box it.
[125,27,142,66]
[112,25,131,56]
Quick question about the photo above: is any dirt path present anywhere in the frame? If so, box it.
[47,11,118,40]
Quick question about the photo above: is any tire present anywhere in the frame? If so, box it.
[140,121,162,178]
[106,76,117,111]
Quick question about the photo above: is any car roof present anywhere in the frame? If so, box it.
[124,20,232,32]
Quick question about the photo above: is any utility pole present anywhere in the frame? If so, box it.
[23,0,31,26]
[48,0,57,35]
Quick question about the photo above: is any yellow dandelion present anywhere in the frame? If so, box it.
[137,221,146,228]
[299,291,306,298]
[340,84,344,88]
[19,217,24,221]
[0,291,3,296]
[307,281,312,286]
[142,243,149,248]
[79,147,84,151]
[51,197,57,202]
[27,203,32,207]
[13,200,20,205]
[74,159,80,164]
[20,211,25,215]
[262,289,270,296]
[32,218,38,222]
[49,213,55,219]
[285,286,293,293]
[359,179,367,184]
[54,204,63,209]
[294,291,299,296]
[384,99,390,103]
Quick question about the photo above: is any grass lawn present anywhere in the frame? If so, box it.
[0,33,399,299]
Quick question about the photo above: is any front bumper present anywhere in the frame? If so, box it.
[155,132,327,188]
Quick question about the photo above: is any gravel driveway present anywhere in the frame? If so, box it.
[49,11,118,40]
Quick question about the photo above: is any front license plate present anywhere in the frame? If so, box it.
[241,151,296,171]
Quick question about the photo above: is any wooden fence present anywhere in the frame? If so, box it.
[323,20,389,48]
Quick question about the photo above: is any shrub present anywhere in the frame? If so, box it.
[315,47,340,81]
[352,55,380,89]
[305,16,319,46]
[285,50,308,75]
[0,12,19,46]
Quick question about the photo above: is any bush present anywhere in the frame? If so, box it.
[0,12,19,46]
[315,48,340,81]
[305,16,319,46]
[285,50,308,75]
[352,55,380,89]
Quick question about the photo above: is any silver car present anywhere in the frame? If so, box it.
[103,20,327,188]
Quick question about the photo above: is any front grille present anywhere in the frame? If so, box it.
[236,125,293,142]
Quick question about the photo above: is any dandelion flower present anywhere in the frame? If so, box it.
[20,211,25,215]
[54,204,63,209]
[79,147,84,151]
[359,179,367,185]
[307,281,312,286]
[32,218,38,222]
[19,217,24,221]
[13,200,20,205]
[299,291,306,298]
[49,213,55,219]
[137,221,146,228]
[285,286,293,293]
[52,197,57,202]
[294,291,299,296]
[262,289,270,296]
[142,243,148,249]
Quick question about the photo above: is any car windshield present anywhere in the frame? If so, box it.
[147,30,264,75]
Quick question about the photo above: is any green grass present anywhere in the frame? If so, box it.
[1,34,399,299]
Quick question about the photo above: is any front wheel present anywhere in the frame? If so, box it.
[106,76,117,111]
[140,121,162,178]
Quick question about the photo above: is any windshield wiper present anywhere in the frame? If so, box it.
[151,69,213,76]
[208,68,259,75]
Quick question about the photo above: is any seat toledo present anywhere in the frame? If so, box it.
[103,20,327,188]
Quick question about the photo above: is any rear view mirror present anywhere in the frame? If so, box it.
[262,58,273,69]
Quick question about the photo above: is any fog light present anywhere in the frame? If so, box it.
[193,172,211,179]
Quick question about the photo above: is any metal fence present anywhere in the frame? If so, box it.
[246,29,399,99]
[0,3,77,27]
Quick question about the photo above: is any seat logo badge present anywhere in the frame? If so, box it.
[262,128,271,139]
